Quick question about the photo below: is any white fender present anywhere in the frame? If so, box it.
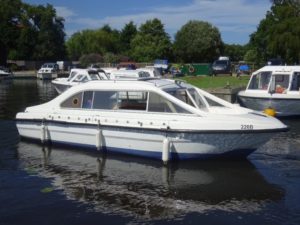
[96,129,102,150]
[162,137,170,164]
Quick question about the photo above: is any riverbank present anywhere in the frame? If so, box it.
[12,71,69,78]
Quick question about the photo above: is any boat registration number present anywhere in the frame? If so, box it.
[241,124,253,130]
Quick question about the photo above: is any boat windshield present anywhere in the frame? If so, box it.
[248,71,271,90]
[166,88,208,110]
[67,71,78,81]
[89,74,100,80]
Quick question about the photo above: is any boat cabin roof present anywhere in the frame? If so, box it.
[254,66,300,75]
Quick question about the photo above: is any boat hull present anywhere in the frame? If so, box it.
[238,94,300,116]
[16,119,275,160]
[37,72,58,80]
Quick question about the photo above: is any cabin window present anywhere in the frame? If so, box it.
[270,74,289,94]
[248,72,271,90]
[93,91,118,110]
[290,72,300,91]
[148,92,191,114]
[82,91,94,109]
[117,91,148,110]
[61,92,83,108]
[138,71,150,78]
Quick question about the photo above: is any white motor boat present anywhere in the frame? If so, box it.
[37,63,59,80]
[52,68,108,94]
[238,66,300,116]
[0,66,13,80]
[109,69,151,79]
[16,78,288,161]
[137,67,162,78]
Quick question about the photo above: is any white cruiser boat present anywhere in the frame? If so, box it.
[238,66,300,116]
[37,63,59,80]
[52,68,108,94]
[0,66,13,80]
[109,69,151,79]
[16,79,288,161]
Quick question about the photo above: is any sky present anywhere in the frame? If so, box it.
[23,0,272,45]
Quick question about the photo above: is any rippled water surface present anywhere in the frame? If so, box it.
[1,79,300,225]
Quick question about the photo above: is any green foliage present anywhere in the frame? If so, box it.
[66,28,120,60]
[120,21,137,54]
[79,53,103,67]
[130,18,172,62]
[250,1,300,64]
[0,0,23,64]
[1,1,66,62]
[174,20,223,63]
[244,49,259,63]
[182,76,249,89]
[103,52,120,63]
[223,44,247,62]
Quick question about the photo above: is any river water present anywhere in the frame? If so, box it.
[1,79,300,225]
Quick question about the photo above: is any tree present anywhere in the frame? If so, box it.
[0,0,23,65]
[79,53,103,67]
[173,20,223,63]
[130,18,172,62]
[66,28,121,60]
[29,4,66,60]
[3,2,66,61]
[120,21,137,54]
[223,44,247,62]
[249,1,300,64]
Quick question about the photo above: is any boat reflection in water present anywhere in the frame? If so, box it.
[17,142,284,220]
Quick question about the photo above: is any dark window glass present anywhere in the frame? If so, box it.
[82,91,94,109]
[93,91,118,110]
[148,92,191,114]
[118,91,147,110]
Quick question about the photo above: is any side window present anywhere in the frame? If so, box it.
[148,92,191,114]
[82,91,94,109]
[61,92,83,108]
[118,91,147,110]
[93,91,118,110]
[291,72,300,91]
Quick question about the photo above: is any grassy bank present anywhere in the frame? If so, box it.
[180,75,250,89]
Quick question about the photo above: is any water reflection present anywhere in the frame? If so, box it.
[254,119,300,160]
[0,79,57,119]
[17,141,284,220]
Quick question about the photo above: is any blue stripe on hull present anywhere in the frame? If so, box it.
[23,138,256,160]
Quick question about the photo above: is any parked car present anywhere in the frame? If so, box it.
[212,57,232,75]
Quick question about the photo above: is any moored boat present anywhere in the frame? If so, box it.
[16,78,288,161]
[37,63,59,80]
[0,66,13,80]
[52,68,108,94]
[238,66,300,116]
